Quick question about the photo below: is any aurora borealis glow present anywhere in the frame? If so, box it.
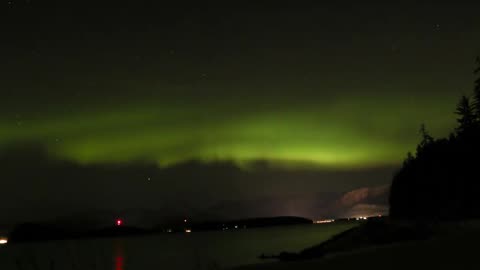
[0,91,459,168]
[1,1,480,224]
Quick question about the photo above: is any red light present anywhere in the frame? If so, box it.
[115,255,124,270]
[116,219,123,226]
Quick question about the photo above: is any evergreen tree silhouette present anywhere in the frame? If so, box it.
[455,95,475,134]
[390,58,480,221]
[473,57,480,118]
[417,124,434,154]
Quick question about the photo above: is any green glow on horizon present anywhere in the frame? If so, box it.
[0,91,457,169]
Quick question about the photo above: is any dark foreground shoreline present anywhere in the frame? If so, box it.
[235,218,480,270]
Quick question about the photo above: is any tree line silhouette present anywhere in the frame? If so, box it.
[390,57,480,220]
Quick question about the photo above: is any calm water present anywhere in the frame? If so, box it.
[0,223,356,270]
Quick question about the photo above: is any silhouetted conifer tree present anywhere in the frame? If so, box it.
[416,124,434,154]
[455,95,475,134]
[389,58,480,220]
[404,152,414,166]
[473,57,480,118]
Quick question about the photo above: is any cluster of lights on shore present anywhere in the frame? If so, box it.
[313,219,335,224]
[0,238,8,245]
[314,215,381,224]
[164,218,193,233]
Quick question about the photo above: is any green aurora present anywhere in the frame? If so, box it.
[0,90,458,169]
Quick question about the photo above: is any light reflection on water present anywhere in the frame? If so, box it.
[114,239,125,270]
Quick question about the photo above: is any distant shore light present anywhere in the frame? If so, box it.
[116,219,123,226]
[314,219,335,224]
[0,238,7,245]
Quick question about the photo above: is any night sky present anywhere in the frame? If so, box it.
[1,1,479,227]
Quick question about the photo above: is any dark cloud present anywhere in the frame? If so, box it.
[333,185,390,218]
[336,185,390,209]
